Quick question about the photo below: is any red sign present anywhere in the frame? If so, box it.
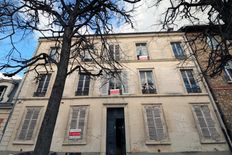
[110,89,120,95]
[69,129,81,139]
[139,55,148,60]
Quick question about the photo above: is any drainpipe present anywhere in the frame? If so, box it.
[183,35,232,151]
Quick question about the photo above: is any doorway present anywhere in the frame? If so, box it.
[106,108,126,155]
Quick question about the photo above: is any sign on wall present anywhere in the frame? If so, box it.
[69,129,81,139]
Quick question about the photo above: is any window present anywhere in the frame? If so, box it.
[76,74,90,96]
[34,74,51,97]
[81,45,93,62]
[109,44,120,61]
[207,36,220,50]
[180,69,201,93]
[224,60,232,82]
[136,43,149,60]
[64,106,89,144]
[139,70,156,94]
[143,105,169,143]
[0,86,7,101]
[49,47,59,62]
[100,71,128,95]
[192,104,221,143]
[171,42,185,59]
[17,107,42,141]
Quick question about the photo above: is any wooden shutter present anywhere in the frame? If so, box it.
[68,106,88,143]
[115,44,120,61]
[192,105,220,141]
[121,71,129,94]
[144,105,167,142]
[18,107,41,140]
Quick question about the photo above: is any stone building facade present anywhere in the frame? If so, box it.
[180,25,232,144]
[0,32,230,155]
[0,76,21,142]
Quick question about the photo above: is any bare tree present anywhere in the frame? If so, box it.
[155,0,232,76]
[0,0,140,155]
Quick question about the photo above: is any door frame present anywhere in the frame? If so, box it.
[101,103,130,155]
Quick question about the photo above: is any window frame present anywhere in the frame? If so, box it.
[33,73,52,97]
[180,69,201,93]
[139,70,157,94]
[190,103,224,143]
[63,105,89,145]
[136,42,149,60]
[75,74,91,96]
[170,42,185,59]
[49,47,60,62]
[224,60,232,83]
[0,85,7,101]
[14,106,43,144]
[109,44,120,61]
[142,104,170,144]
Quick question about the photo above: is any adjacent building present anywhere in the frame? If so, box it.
[180,25,232,143]
[0,31,230,155]
[0,74,21,142]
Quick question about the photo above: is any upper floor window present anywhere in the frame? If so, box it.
[100,71,128,95]
[136,43,149,60]
[224,60,232,83]
[139,70,156,94]
[81,45,93,62]
[76,74,90,96]
[207,36,219,50]
[143,105,169,143]
[49,47,59,62]
[171,42,185,59]
[192,104,221,143]
[180,69,201,93]
[34,74,51,97]
[17,107,42,141]
[0,86,7,101]
[109,44,120,61]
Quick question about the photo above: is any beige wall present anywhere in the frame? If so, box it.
[1,32,230,154]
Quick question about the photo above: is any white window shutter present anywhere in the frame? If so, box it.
[100,75,109,95]
[121,71,129,94]
[18,107,41,140]
[192,105,220,142]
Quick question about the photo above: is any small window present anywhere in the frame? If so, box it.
[64,106,89,144]
[171,42,185,59]
[136,43,149,60]
[75,74,90,96]
[81,45,93,62]
[207,36,220,50]
[0,86,7,101]
[143,105,169,143]
[17,107,42,141]
[180,69,201,93]
[139,70,156,94]
[192,104,221,143]
[109,44,120,61]
[224,60,232,83]
[100,71,128,95]
[34,74,51,97]
[49,47,59,62]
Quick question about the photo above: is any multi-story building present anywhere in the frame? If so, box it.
[0,74,21,141]
[0,32,231,155]
[180,25,232,143]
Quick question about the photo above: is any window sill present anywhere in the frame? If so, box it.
[13,140,34,145]
[200,140,226,144]
[145,140,171,145]
[62,141,87,146]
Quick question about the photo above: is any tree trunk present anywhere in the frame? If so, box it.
[33,26,73,155]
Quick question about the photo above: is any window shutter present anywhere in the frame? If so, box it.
[192,105,220,141]
[100,75,109,95]
[67,106,88,143]
[121,71,129,94]
[115,44,120,61]
[144,105,167,142]
[18,107,41,140]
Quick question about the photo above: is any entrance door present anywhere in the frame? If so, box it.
[106,108,126,155]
